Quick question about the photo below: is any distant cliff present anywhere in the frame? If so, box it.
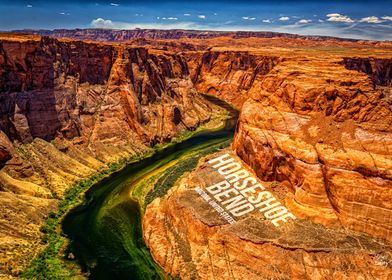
[14,28,361,42]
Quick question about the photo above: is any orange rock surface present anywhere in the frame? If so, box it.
[232,56,392,242]
[0,34,223,275]
[0,30,391,278]
[143,151,392,280]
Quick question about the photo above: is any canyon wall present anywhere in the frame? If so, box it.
[342,57,392,86]
[144,153,391,279]
[186,51,279,107]
[143,54,392,279]
[0,36,224,275]
[0,34,280,276]
[1,32,391,278]
[232,56,392,242]
[0,37,214,147]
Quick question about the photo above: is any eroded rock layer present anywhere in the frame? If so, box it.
[1,31,392,278]
[0,35,228,275]
[233,56,392,242]
[186,51,279,107]
[144,151,391,280]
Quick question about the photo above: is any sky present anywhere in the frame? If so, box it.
[0,0,391,40]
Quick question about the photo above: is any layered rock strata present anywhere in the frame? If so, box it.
[0,35,224,275]
[232,56,392,242]
[144,151,391,280]
[186,52,279,107]
[1,31,392,278]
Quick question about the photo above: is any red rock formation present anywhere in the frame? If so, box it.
[0,37,214,148]
[0,131,13,166]
[144,152,392,280]
[1,31,392,278]
[233,56,392,242]
[342,57,392,86]
[186,51,279,107]
[0,35,224,275]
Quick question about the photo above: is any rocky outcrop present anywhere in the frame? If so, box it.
[0,132,13,167]
[0,35,225,275]
[187,51,279,107]
[1,31,392,278]
[144,151,392,280]
[342,57,392,86]
[232,57,392,242]
[0,37,214,146]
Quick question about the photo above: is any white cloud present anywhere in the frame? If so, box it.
[326,13,354,23]
[184,13,191,16]
[262,19,271,23]
[26,4,33,8]
[326,13,341,17]
[91,18,115,29]
[166,17,178,20]
[110,3,119,7]
[214,13,218,16]
[242,16,256,20]
[381,16,392,21]
[359,16,383,24]
[318,19,324,23]
[298,19,312,24]
[60,12,66,15]
[279,16,290,21]
[198,15,206,19]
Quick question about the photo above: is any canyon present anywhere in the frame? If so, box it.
[0,30,391,279]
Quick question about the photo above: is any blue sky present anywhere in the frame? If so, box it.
[0,1,391,40]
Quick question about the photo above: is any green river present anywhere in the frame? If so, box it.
[61,95,238,279]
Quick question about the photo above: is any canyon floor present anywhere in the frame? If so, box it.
[0,30,391,279]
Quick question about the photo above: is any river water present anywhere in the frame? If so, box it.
[61,95,238,279]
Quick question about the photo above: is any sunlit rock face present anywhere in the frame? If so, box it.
[0,37,213,148]
[143,151,391,280]
[0,30,391,278]
[233,56,392,242]
[186,51,280,107]
[0,35,220,275]
[141,36,392,279]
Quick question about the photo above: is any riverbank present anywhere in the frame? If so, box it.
[59,130,235,279]
[20,94,237,279]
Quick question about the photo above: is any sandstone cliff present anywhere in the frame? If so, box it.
[144,151,391,280]
[142,40,392,279]
[0,35,224,275]
[1,31,392,279]
[186,51,279,107]
[232,56,392,242]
